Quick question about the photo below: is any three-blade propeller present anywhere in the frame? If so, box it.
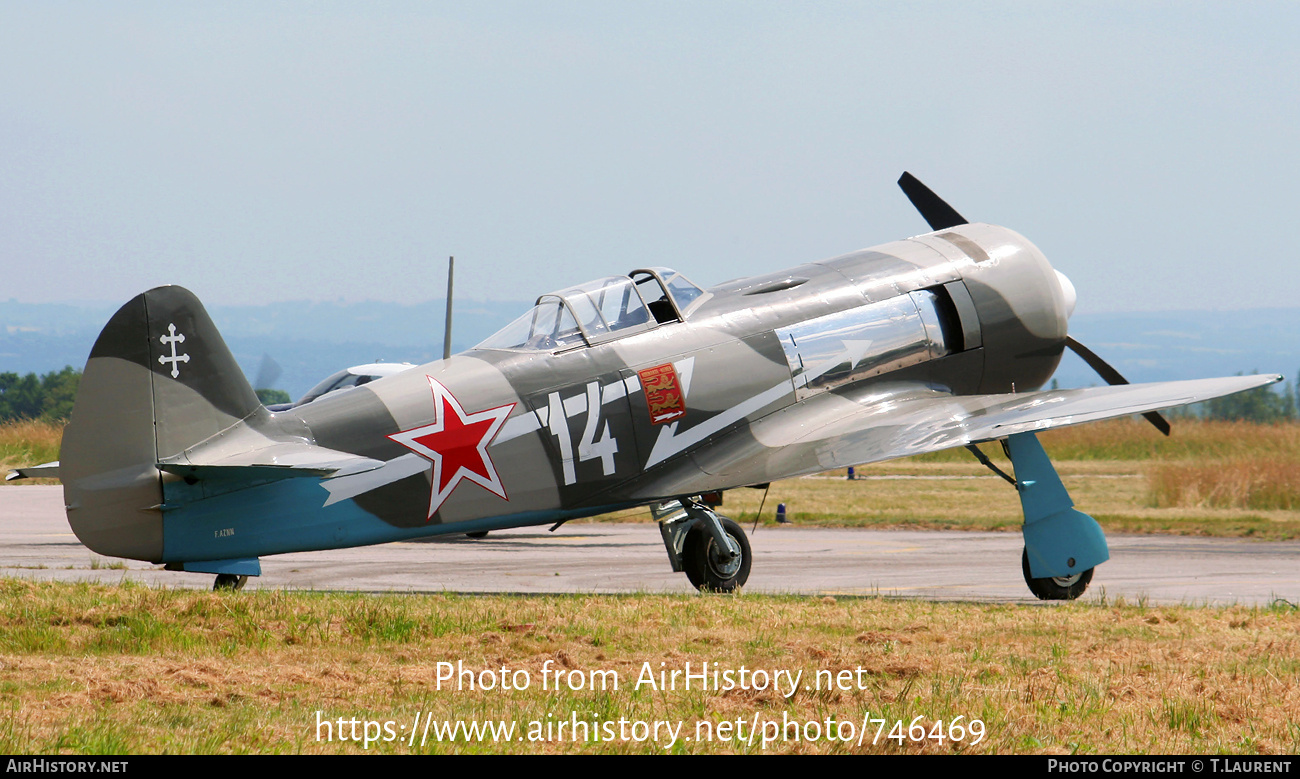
[896,172,1171,436]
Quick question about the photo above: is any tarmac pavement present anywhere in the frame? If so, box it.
[3,486,1297,605]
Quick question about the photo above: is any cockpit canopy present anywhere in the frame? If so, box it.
[476,268,707,352]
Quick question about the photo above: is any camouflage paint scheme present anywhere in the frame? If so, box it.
[54,182,1279,594]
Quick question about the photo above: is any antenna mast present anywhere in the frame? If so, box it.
[443,256,455,360]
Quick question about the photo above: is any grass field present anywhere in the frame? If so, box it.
[3,421,1298,755]
[0,419,60,479]
[0,580,1295,755]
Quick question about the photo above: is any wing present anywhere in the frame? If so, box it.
[634,374,1281,497]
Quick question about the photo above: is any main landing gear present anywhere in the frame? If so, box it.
[653,498,752,592]
[1021,548,1094,601]
[213,574,248,591]
[995,432,1110,601]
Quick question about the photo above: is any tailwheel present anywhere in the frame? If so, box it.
[213,574,248,591]
[683,517,751,593]
[1022,548,1093,601]
[465,531,489,539]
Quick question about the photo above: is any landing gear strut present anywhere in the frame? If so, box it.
[653,499,751,592]
[1003,432,1109,601]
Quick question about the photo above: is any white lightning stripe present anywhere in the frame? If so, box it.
[320,453,427,506]
[499,411,543,443]
[563,392,586,417]
[497,371,648,446]
[643,343,865,468]
[675,356,695,397]
[605,378,629,401]
[622,374,640,398]
[645,380,790,468]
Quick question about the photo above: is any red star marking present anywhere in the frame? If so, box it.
[388,376,515,520]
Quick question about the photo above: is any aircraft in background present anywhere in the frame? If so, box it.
[265,362,416,411]
[23,174,1279,596]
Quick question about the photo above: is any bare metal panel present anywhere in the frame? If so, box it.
[777,294,934,401]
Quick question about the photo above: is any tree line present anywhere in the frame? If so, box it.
[0,367,80,422]
[1,368,291,422]
[1185,373,1300,423]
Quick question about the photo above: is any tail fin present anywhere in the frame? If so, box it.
[61,286,262,562]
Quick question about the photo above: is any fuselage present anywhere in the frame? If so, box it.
[249,222,1070,548]
[62,222,1071,564]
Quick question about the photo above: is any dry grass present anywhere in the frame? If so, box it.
[1148,461,1300,510]
[0,580,1295,754]
[1050,420,1300,513]
[916,418,1300,463]
[0,419,62,481]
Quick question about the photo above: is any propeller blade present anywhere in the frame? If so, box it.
[1066,336,1171,436]
[898,172,969,231]
[254,353,283,391]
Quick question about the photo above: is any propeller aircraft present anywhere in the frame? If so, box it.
[22,174,1280,597]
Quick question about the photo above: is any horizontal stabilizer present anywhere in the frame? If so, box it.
[159,442,384,482]
[6,461,60,482]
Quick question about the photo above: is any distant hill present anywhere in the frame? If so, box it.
[1052,309,1297,388]
[2,298,1295,399]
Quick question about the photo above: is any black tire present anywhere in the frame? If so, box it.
[465,531,490,539]
[683,517,751,593]
[213,574,248,591]
[1022,548,1092,601]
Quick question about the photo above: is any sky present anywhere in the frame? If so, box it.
[2,2,1298,313]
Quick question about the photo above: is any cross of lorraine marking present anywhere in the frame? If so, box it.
[158,323,190,378]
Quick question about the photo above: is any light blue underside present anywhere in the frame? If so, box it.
[160,476,636,567]
[180,558,262,576]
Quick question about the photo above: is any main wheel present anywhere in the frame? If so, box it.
[683,517,751,593]
[465,531,489,539]
[213,574,248,591]
[1022,548,1093,601]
